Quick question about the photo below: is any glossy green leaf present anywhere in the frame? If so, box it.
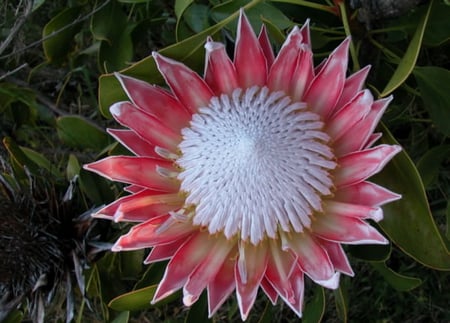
[348,243,391,262]
[175,0,194,19]
[375,124,450,270]
[91,0,135,72]
[379,0,432,97]
[371,262,422,291]
[42,6,83,64]
[108,285,157,311]
[414,66,450,136]
[110,311,129,323]
[56,115,110,150]
[66,153,81,180]
[98,0,264,117]
[333,283,348,323]
[302,286,325,323]
[416,145,450,187]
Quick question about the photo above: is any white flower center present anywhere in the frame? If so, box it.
[177,86,336,244]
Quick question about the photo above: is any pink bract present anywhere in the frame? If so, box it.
[84,10,401,320]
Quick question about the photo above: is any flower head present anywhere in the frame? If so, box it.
[85,11,401,320]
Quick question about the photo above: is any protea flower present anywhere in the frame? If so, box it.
[84,11,401,320]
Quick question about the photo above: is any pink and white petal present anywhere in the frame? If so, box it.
[264,240,296,304]
[110,102,181,150]
[144,238,185,264]
[112,215,194,251]
[152,232,211,303]
[334,181,401,207]
[114,192,183,222]
[284,232,335,285]
[260,278,278,305]
[124,184,146,194]
[364,133,383,149]
[258,24,275,69]
[153,52,213,113]
[204,39,239,95]
[183,238,235,306]
[312,213,388,244]
[299,19,311,48]
[334,65,371,113]
[289,48,314,102]
[234,10,267,88]
[303,38,350,119]
[268,26,304,92]
[324,200,383,222]
[207,247,237,317]
[283,265,305,317]
[335,145,402,188]
[84,156,179,192]
[236,242,269,321]
[94,191,182,222]
[114,73,191,130]
[318,239,354,276]
[326,90,373,141]
[334,96,392,156]
[107,129,161,159]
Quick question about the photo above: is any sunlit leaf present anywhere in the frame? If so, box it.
[414,66,450,136]
[371,262,422,291]
[375,124,450,270]
[108,285,157,311]
[379,0,432,97]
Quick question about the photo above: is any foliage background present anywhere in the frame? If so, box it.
[0,0,449,322]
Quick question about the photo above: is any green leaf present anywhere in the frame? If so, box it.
[91,0,135,72]
[414,66,450,136]
[98,0,264,118]
[66,153,81,180]
[42,6,83,64]
[379,0,432,97]
[20,146,59,177]
[371,262,422,291]
[175,0,194,19]
[110,311,130,323]
[416,144,450,187]
[375,124,450,270]
[333,283,348,323]
[56,115,110,150]
[108,285,157,311]
[302,286,325,323]
[3,137,40,175]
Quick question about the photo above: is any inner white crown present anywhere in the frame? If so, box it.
[177,86,336,244]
